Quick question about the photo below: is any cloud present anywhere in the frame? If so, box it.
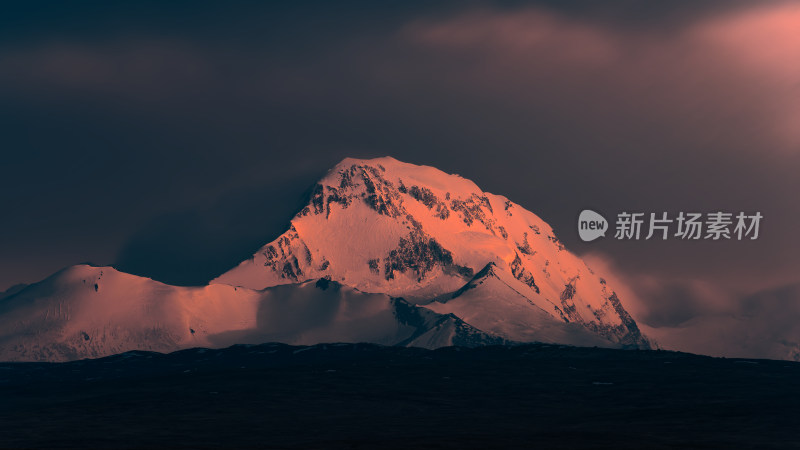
[398,3,800,151]
[384,4,800,286]
[584,252,800,361]
[690,3,800,149]
[0,40,214,105]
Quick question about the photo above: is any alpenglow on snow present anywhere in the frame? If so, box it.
[0,157,648,362]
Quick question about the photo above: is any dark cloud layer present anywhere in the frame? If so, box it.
[114,170,322,286]
[1,1,798,357]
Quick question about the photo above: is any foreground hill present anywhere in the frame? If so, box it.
[1,343,798,449]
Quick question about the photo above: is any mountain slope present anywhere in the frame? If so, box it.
[0,265,500,362]
[214,156,649,348]
[423,263,611,347]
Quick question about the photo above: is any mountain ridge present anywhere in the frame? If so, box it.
[0,264,509,361]
[0,156,649,361]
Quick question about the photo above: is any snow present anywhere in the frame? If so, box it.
[0,157,649,361]
[424,265,612,347]
[212,156,649,347]
[0,266,490,361]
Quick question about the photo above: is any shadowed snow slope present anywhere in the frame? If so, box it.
[0,265,501,362]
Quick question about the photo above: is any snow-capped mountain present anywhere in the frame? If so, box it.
[214,157,649,348]
[0,265,501,361]
[0,156,649,361]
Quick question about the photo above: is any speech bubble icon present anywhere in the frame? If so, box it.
[578,209,608,242]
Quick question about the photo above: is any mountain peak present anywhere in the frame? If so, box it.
[444,262,498,301]
[332,155,401,169]
[213,156,650,349]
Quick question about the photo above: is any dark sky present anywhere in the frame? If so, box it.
[2,1,799,343]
